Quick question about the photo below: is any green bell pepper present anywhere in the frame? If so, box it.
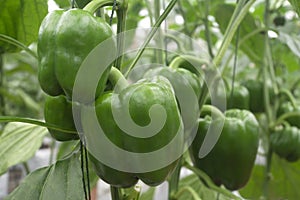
[44,95,79,141]
[242,79,274,113]
[271,125,300,162]
[226,85,250,110]
[206,84,250,111]
[190,108,259,190]
[143,66,201,132]
[277,101,300,129]
[38,9,115,99]
[87,76,184,188]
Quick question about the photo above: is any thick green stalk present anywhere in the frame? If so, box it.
[262,0,277,197]
[213,0,256,67]
[124,0,178,77]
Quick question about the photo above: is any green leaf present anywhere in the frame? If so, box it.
[271,36,300,73]
[0,0,48,52]
[277,31,300,60]
[240,155,300,199]
[176,174,231,200]
[215,4,265,64]
[5,153,85,200]
[139,187,155,200]
[288,0,300,17]
[0,122,47,175]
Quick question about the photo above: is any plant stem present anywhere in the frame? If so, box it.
[173,186,201,200]
[164,33,187,53]
[278,89,298,108]
[213,0,256,67]
[83,0,122,13]
[145,0,154,26]
[22,162,30,175]
[271,111,300,127]
[169,55,209,72]
[168,160,182,199]
[0,34,37,58]
[154,0,164,64]
[49,139,56,165]
[115,0,128,70]
[183,162,241,200]
[108,67,129,91]
[201,105,225,119]
[124,0,178,77]
[110,186,122,200]
[262,0,277,197]
[0,116,77,134]
[0,50,5,117]
[203,0,214,59]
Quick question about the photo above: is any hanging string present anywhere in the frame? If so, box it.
[80,141,89,200]
[229,0,242,108]
[109,0,118,25]
[71,0,75,8]
[84,143,91,200]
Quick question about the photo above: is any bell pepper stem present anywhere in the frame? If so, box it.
[164,33,187,53]
[172,186,201,200]
[183,162,241,200]
[169,55,208,74]
[0,116,77,135]
[110,186,122,200]
[271,111,300,128]
[83,0,122,14]
[108,67,129,91]
[278,89,298,109]
[201,105,225,119]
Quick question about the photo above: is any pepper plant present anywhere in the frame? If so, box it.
[0,0,300,200]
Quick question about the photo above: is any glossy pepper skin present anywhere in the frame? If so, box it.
[206,84,250,111]
[38,9,115,99]
[226,85,250,110]
[189,109,259,190]
[242,80,274,113]
[144,67,201,132]
[44,95,79,141]
[277,101,300,128]
[87,77,184,188]
[271,126,300,162]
